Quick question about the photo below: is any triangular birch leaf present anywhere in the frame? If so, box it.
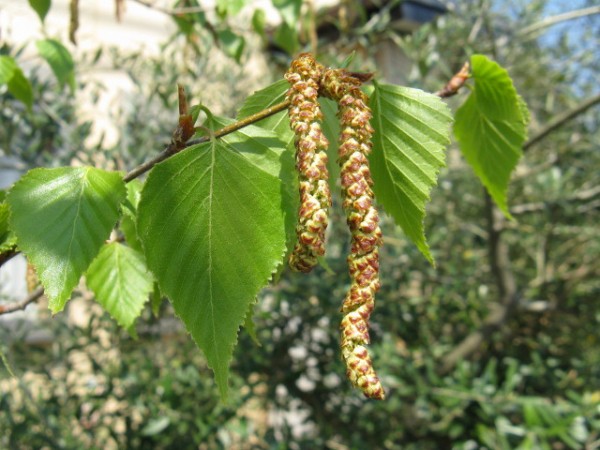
[137,116,287,400]
[454,55,528,217]
[370,82,452,264]
[7,167,126,312]
[87,242,153,329]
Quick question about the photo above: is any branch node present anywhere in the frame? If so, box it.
[435,62,470,98]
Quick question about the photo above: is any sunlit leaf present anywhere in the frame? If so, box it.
[7,167,126,312]
[36,39,76,92]
[0,202,17,252]
[454,55,528,217]
[28,0,51,23]
[370,82,452,264]
[150,282,164,317]
[238,79,340,186]
[274,22,299,55]
[216,0,245,16]
[120,179,144,253]
[237,79,290,141]
[237,80,299,253]
[137,116,288,399]
[251,9,266,37]
[0,56,34,109]
[217,30,245,63]
[272,0,301,25]
[87,243,153,329]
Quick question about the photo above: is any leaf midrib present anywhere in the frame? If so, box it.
[207,140,220,373]
[59,168,87,302]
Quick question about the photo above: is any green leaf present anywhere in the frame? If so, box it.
[120,179,144,253]
[272,0,301,25]
[0,202,17,252]
[251,9,266,37]
[370,82,452,264]
[28,0,51,23]
[7,167,126,313]
[238,80,339,173]
[454,55,528,217]
[237,80,341,251]
[237,80,298,253]
[36,39,76,92]
[150,282,163,317]
[340,52,357,69]
[238,80,339,180]
[0,57,14,85]
[216,0,245,16]
[137,117,288,399]
[0,346,16,377]
[237,79,289,137]
[6,70,34,110]
[217,30,245,63]
[274,21,299,55]
[0,56,34,109]
[523,402,544,427]
[172,15,194,36]
[87,243,153,329]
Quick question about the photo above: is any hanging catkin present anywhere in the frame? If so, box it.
[320,67,385,400]
[285,54,332,273]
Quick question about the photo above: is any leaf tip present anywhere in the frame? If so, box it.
[48,297,66,316]
[418,241,436,267]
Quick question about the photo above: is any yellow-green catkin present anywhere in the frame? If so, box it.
[26,261,39,294]
[320,67,385,400]
[286,53,332,273]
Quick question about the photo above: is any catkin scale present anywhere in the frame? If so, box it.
[320,67,385,400]
[286,54,332,273]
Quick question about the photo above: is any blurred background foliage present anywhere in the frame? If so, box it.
[1,0,599,448]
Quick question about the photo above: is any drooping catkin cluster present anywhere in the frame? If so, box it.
[285,54,332,273]
[320,68,385,400]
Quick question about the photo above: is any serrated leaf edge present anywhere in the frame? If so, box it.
[371,82,452,264]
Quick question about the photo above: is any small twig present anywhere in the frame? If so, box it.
[519,6,600,37]
[523,93,600,151]
[123,99,291,182]
[190,99,291,143]
[129,0,207,15]
[511,185,600,215]
[435,62,470,98]
[466,1,487,45]
[0,287,45,315]
[115,0,126,22]
[69,0,79,45]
